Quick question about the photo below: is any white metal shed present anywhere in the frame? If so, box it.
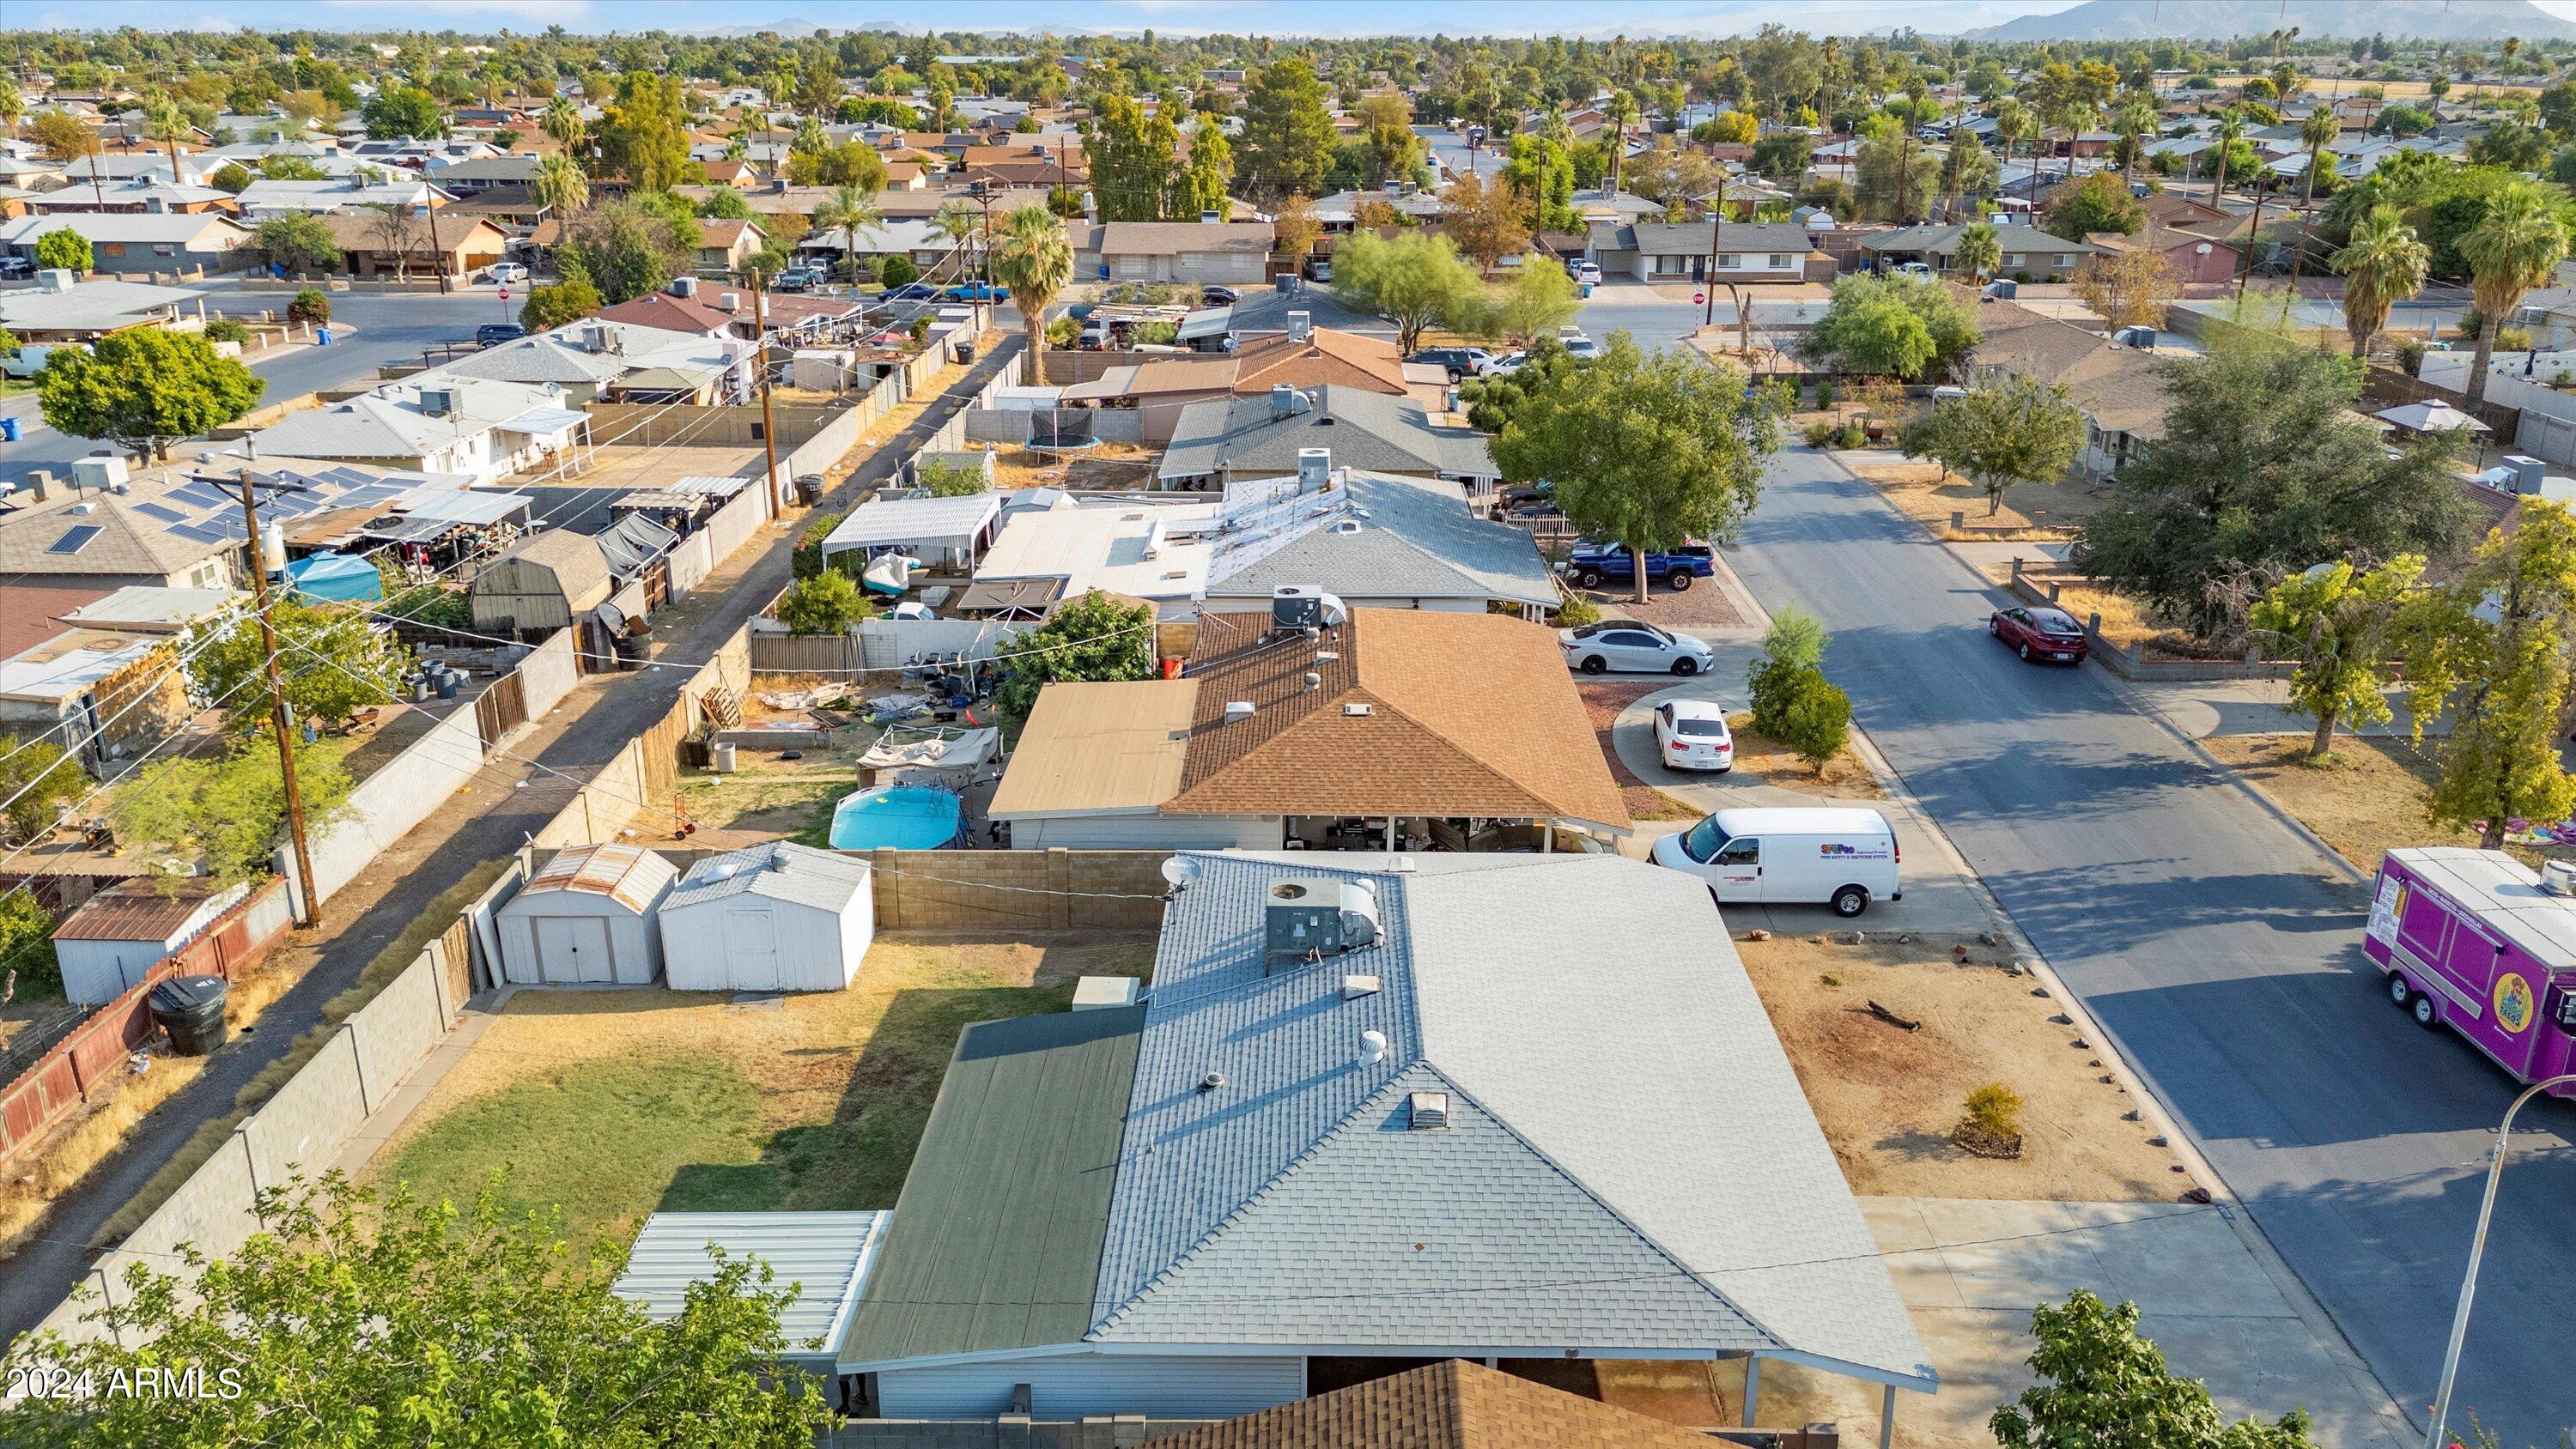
[614,1210,889,1379]
[657,842,873,992]
[817,494,1001,573]
[495,844,677,986]
[50,878,250,1005]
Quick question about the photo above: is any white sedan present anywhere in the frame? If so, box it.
[1558,621,1716,676]
[484,262,529,284]
[1652,699,1735,772]
[1476,350,1528,377]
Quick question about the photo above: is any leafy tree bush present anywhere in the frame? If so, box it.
[993,590,1158,725]
[0,1172,835,1447]
[39,329,263,463]
[917,458,989,496]
[207,161,254,193]
[1801,421,1838,447]
[0,735,82,840]
[33,229,91,273]
[1899,376,2085,516]
[1771,668,1852,775]
[2251,557,2427,760]
[1332,227,1484,354]
[776,570,874,634]
[1747,606,1830,735]
[254,212,343,275]
[878,253,917,288]
[1992,1290,2318,1449]
[382,583,472,633]
[793,512,845,580]
[201,318,248,343]
[520,256,604,331]
[1965,1082,2024,1138]
[286,288,330,325]
[191,594,406,731]
[109,737,355,884]
[0,892,59,993]
[1805,273,1979,380]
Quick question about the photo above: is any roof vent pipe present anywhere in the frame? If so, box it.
[1359,1029,1388,1064]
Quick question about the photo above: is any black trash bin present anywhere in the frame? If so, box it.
[794,474,824,506]
[149,975,230,1057]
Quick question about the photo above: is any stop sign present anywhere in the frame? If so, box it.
[498,287,512,301]
[1693,291,1706,305]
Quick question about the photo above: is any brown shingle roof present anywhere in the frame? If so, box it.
[1230,328,1409,396]
[309,210,507,254]
[1145,1359,1722,1449]
[592,290,736,336]
[1167,610,1628,829]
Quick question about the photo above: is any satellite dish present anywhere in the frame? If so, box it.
[1160,856,1204,890]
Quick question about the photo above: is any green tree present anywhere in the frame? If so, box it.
[2044,171,2146,238]
[1993,1291,2318,1449]
[1953,221,2003,286]
[1853,112,1938,222]
[0,892,58,994]
[253,211,342,274]
[192,594,405,731]
[2403,500,2576,849]
[2331,206,2430,359]
[521,266,602,331]
[1747,605,1830,735]
[1332,227,1484,354]
[2250,556,2427,760]
[0,734,82,840]
[1501,133,1577,231]
[33,229,91,274]
[539,93,585,158]
[0,1173,835,1448]
[1238,57,1336,203]
[361,83,446,140]
[2458,180,2568,406]
[917,458,989,496]
[1175,118,1233,220]
[2085,336,2476,638]
[39,329,262,463]
[597,72,695,192]
[2207,107,2245,209]
[775,569,874,634]
[1771,668,1852,776]
[809,185,883,282]
[110,737,354,885]
[1088,92,1181,223]
[989,204,1072,387]
[560,198,691,304]
[1492,333,1783,604]
[287,288,330,325]
[1806,272,1980,380]
[207,161,254,194]
[993,590,1159,725]
[257,155,330,181]
[1749,130,1814,183]
[532,151,588,215]
[1490,261,1580,346]
[1901,376,2083,516]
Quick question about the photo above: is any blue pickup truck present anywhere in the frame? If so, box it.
[1561,542,1716,591]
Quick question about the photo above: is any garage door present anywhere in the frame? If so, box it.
[727,907,781,991]
[533,915,613,983]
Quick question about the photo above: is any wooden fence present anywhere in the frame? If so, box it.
[0,881,296,1168]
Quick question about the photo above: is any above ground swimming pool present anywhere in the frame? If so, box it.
[828,785,963,851]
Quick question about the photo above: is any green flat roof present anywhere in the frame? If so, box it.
[838,1005,1145,1367]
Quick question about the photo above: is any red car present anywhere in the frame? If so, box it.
[1990,605,2088,664]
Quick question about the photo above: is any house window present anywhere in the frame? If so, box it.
[100,242,126,258]
[1716,253,1741,268]
[1651,254,1691,276]
[155,245,175,257]
[1768,252,1793,267]
[2056,254,2075,267]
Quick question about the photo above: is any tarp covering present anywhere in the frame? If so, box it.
[285,551,383,602]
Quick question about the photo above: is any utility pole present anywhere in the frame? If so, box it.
[235,470,319,929]
[750,277,783,508]
[2234,187,2269,301]
[966,178,998,336]
[1703,196,1726,330]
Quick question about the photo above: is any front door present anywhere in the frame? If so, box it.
[728,908,781,991]
[534,915,613,983]
[1710,836,1762,900]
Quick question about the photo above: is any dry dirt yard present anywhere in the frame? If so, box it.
[2197,733,2575,874]
[1844,457,2105,540]
[366,932,1155,1247]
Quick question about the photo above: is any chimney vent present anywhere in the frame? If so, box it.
[1407,1091,1450,1131]
[1342,702,1372,717]
[1303,671,1321,691]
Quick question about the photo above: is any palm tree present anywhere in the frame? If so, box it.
[2458,181,2570,405]
[2208,109,2244,210]
[811,184,882,284]
[532,151,587,215]
[988,204,1073,385]
[2114,97,2158,189]
[2427,74,2451,124]
[2331,206,2429,360]
[2287,106,2341,285]
[1955,220,2002,286]
[928,199,980,284]
[1992,100,2030,217]
[143,98,186,185]
[0,80,25,137]
[1604,89,1638,197]
[540,94,584,162]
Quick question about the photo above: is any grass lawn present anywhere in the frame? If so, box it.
[677,758,852,847]
[369,932,1156,1246]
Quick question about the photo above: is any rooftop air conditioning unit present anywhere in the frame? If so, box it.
[1296,447,1332,486]
[417,387,455,418]
[2545,860,2576,896]
[1270,585,1346,633]
[35,269,75,294]
[70,456,130,492]
[1264,876,1382,967]
[669,276,701,298]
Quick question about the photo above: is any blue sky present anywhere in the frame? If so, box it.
[26,1,2576,39]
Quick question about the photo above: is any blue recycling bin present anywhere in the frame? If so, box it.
[0,416,20,443]
[314,325,332,345]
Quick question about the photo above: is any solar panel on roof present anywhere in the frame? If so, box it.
[264,494,321,517]
[318,467,377,488]
[168,483,234,509]
[170,522,230,545]
[210,516,249,540]
[131,501,190,523]
[47,525,103,555]
[339,486,404,507]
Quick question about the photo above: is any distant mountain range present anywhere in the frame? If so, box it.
[1968,0,2576,42]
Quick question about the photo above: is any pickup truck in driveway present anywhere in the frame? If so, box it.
[1559,541,1716,591]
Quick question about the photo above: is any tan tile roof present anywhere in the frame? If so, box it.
[1145,1359,1722,1449]
[309,210,507,254]
[1230,328,1409,397]
[1167,610,1628,829]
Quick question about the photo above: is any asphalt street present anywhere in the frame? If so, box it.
[1728,445,2576,1444]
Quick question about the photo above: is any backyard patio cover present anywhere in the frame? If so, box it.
[820,494,1002,560]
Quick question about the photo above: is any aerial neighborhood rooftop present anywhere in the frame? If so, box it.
[0,5,2571,1448]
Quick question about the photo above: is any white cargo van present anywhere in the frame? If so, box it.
[1650,806,1900,918]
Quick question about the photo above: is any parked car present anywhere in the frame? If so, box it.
[475,323,526,348]
[1200,285,1240,306]
[484,261,528,285]
[1557,621,1716,676]
[1476,350,1528,377]
[881,282,938,301]
[1408,346,1497,382]
[1572,260,1603,285]
[1651,806,1902,917]
[1303,256,1334,282]
[935,282,1010,302]
[1893,261,1936,279]
[1989,604,2089,664]
[1561,540,1715,592]
[1,341,83,378]
[1561,334,1601,361]
[0,256,32,281]
[774,266,819,292]
[1653,700,1735,773]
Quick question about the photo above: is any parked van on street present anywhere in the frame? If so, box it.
[1651,806,1901,917]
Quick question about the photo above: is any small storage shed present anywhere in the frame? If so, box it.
[614,1210,888,1379]
[657,841,873,992]
[52,878,250,1005]
[495,844,677,985]
[469,529,614,635]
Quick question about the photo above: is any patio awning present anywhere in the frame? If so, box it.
[499,405,590,436]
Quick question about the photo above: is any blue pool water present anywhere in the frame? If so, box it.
[828,785,963,850]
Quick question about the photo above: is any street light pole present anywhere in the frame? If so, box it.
[234,470,320,929]
[2420,1072,2576,1449]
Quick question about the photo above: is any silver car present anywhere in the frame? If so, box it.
[1558,621,1716,676]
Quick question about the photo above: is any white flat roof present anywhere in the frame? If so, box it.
[976,500,1219,602]
[821,494,1001,555]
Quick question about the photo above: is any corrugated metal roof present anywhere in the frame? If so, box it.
[664,840,872,913]
[821,494,1001,554]
[838,1005,1144,1367]
[616,1210,887,1364]
[53,878,245,943]
[523,844,677,913]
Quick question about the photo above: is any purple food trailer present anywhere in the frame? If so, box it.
[2365,847,2576,1098]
